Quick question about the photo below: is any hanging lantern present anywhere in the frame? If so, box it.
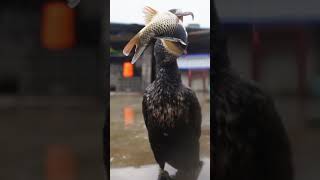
[41,2,76,50]
[123,62,134,78]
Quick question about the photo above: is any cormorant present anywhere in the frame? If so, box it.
[142,15,202,180]
[212,1,293,180]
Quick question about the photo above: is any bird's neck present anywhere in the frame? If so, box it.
[212,57,232,86]
[211,3,233,88]
[212,24,231,78]
[155,60,181,85]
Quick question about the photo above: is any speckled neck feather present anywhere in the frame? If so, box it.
[154,40,182,85]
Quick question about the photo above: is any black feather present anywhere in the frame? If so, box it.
[212,1,293,179]
[142,39,202,175]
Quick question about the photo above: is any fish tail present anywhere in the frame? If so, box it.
[123,34,140,56]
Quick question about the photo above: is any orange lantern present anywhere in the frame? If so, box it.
[123,106,135,128]
[41,2,76,50]
[123,62,134,78]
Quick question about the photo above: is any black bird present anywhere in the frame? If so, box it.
[212,1,293,180]
[142,12,202,180]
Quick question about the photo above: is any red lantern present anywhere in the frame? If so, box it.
[41,2,76,50]
[123,62,134,78]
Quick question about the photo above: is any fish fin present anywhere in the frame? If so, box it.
[156,36,187,46]
[161,39,185,56]
[143,6,158,24]
[123,34,140,56]
[131,44,148,64]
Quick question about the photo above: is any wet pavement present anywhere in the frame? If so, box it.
[111,158,210,180]
[0,95,319,180]
[0,96,105,180]
[110,92,210,179]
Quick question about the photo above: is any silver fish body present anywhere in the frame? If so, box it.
[123,7,192,64]
[139,12,184,44]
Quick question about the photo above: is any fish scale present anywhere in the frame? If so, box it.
[123,7,191,64]
[139,12,179,43]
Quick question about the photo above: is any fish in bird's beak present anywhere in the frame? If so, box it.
[123,7,194,64]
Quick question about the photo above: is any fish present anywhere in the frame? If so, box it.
[122,6,194,64]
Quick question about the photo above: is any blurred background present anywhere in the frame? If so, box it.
[0,0,105,180]
[4,0,320,179]
[109,0,210,179]
[216,0,320,179]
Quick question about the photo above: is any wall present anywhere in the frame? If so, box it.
[0,2,102,96]
[216,0,320,22]
[225,27,320,95]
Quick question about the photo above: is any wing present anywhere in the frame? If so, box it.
[142,93,149,128]
[142,91,166,167]
[186,89,202,139]
[254,93,293,180]
[213,77,293,179]
[174,88,202,168]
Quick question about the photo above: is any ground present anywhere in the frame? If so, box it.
[0,95,319,179]
[110,92,210,179]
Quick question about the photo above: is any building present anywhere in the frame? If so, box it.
[216,0,320,96]
[110,23,210,92]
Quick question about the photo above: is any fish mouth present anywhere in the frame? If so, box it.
[175,11,194,20]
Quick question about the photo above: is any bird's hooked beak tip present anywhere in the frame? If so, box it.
[176,11,194,21]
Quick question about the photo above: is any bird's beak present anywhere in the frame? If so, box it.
[175,11,194,22]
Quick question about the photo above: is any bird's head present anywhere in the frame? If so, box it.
[169,9,194,22]
[154,20,189,63]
